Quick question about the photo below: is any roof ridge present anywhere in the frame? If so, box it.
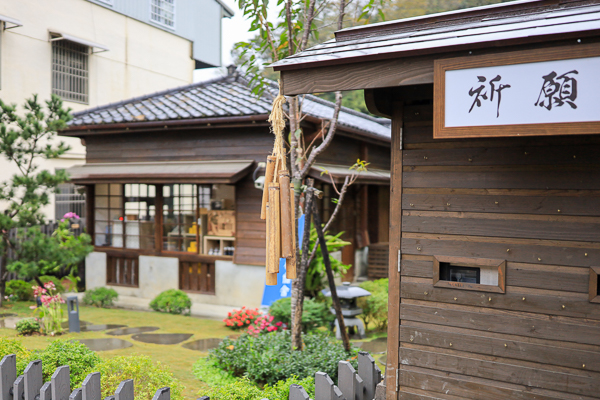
[72,73,232,117]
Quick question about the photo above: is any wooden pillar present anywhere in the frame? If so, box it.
[85,185,95,242]
[155,184,163,253]
[386,101,403,400]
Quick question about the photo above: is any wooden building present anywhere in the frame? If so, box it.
[271,0,600,399]
[61,71,391,315]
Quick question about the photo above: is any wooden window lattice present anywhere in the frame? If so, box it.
[51,40,89,104]
[107,254,139,287]
[179,261,215,294]
[150,0,175,28]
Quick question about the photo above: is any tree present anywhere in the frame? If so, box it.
[0,94,72,305]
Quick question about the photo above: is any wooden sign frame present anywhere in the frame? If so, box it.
[434,43,600,139]
[433,255,506,294]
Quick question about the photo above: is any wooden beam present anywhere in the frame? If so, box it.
[386,101,403,399]
[280,56,434,95]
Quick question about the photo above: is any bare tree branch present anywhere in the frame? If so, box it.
[300,0,318,51]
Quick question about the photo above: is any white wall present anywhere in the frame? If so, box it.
[0,0,196,220]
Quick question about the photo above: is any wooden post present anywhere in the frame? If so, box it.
[23,360,42,400]
[260,156,277,220]
[0,355,17,400]
[312,197,351,352]
[155,184,163,253]
[279,171,293,259]
[267,183,281,274]
[51,366,70,400]
[287,187,297,279]
[82,373,101,400]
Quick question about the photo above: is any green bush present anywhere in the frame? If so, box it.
[83,287,118,308]
[210,331,358,385]
[34,340,102,388]
[30,276,65,293]
[95,355,183,400]
[357,278,388,331]
[15,318,40,335]
[6,280,34,301]
[205,376,315,400]
[193,357,237,387]
[269,298,334,333]
[0,338,33,375]
[149,289,191,315]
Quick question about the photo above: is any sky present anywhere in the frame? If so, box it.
[193,0,278,82]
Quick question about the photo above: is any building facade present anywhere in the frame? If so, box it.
[0,0,232,220]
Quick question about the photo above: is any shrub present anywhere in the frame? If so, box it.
[223,307,261,330]
[95,355,184,400]
[357,278,388,331]
[193,357,237,388]
[83,287,119,308]
[34,340,102,388]
[247,314,285,336]
[15,318,40,335]
[6,280,34,301]
[149,289,191,315]
[210,331,358,386]
[30,276,65,293]
[269,298,334,333]
[0,338,33,375]
[205,376,315,400]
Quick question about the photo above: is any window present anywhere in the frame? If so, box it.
[55,182,86,222]
[150,0,175,28]
[52,40,89,103]
[433,256,506,293]
[93,183,235,256]
[590,267,600,303]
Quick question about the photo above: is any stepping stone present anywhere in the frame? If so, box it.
[0,317,24,329]
[107,326,159,336]
[132,333,192,345]
[61,320,91,328]
[78,338,133,351]
[181,338,224,351]
[81,324,127,332]
[0,313,16,318]
[359,337,388,354]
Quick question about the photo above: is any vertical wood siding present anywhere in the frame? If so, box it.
[398,103,600,399]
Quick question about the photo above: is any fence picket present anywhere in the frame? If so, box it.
[0,355,17,400]
[52,366,71,400]
[338,361,364,400]
[357,352,380,400]
[70,388,83,400]
[115,380,133,400]
[151,387,170,400]
[315,372,343,400]
[13,376,23,400]
[40,382,52,400]
[288,384,310,400]
[24,360,43,400]
[82,372,101,400]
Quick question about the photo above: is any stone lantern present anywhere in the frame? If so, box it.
[322,282,371,339]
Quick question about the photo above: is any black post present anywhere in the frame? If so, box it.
[311,195,351,352]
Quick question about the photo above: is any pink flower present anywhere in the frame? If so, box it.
[63,212,80,220]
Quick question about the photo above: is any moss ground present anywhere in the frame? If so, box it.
[0,301,231,398]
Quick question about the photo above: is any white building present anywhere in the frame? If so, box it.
[0,0,232,221]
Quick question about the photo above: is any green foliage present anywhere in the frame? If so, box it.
[0,338,33,375]
[193,357,238,387]
[15,318,40,335]
[205,376,315,400]
[83,287,118,308]
[269,297,334,333]
[6,280,34,301]
[317,91,372,114]
[95,355,184,400]
[357,278,388,331]
[35,340,102,388]
[210,331,358,386]
[149,289,191,315]
[305,226,351,298]
[0,95,71,248]
[9,221,93,283]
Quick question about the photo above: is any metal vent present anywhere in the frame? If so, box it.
[51,40,89,103]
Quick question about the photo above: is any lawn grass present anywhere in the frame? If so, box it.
[0,301,231,398]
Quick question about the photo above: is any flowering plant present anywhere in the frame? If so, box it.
[31,281,64,335]
[247,314,286,336]
[223,307,261,330]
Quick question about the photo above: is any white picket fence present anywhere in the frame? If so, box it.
[0,351,381,400]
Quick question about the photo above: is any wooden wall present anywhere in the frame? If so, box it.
[397,103,600,399]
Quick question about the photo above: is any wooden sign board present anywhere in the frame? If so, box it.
[434,44,600,139]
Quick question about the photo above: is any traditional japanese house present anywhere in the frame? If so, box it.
[271,0,600,398]
[60,70,391,316]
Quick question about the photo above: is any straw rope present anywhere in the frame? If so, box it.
[268,81,288,176]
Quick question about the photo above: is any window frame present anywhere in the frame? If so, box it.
[51,39,90,104]
[149,0,176,30]
[589,267,600,303]
[433,255,506,293]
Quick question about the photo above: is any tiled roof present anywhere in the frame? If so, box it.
[68,73,391,142]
